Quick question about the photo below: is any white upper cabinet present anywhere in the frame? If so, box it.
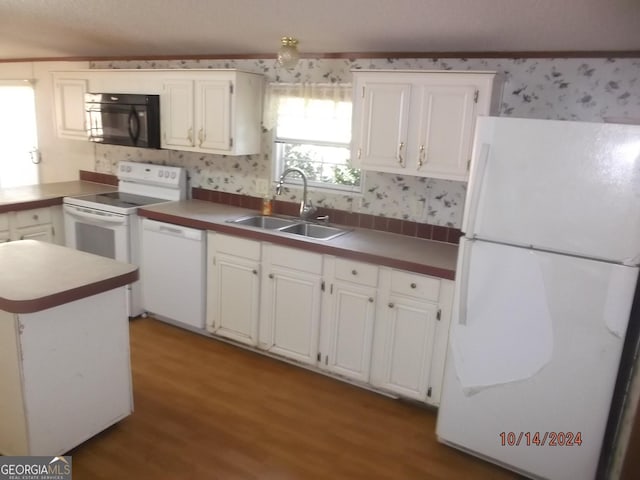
[161,79,195,148]
[351,70,498,181]
[51,69,263,155]
[161,71,263,155]
[196,80,232,151]
[52,77,88,140]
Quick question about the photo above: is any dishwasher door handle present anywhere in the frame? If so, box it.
[143,219,203,241]
[159,225,185,235]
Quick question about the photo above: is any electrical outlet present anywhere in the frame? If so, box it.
[411,198,424,220]
[256,179,269,196]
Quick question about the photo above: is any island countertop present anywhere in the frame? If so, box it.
[0,240,139,313]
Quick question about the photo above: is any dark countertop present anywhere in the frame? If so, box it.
[139,200,459,280]
[0,179,458,280]
[0,240,139,314]
[0,181,117,213]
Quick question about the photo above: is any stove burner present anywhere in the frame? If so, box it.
[78,191,168,209]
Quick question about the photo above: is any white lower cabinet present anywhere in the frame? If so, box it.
[3,207,60,244]
[0,214,9,243]
[318,257,378,383]
[206,232,261,346]
[371,268,453,406]
[205,232,453,406]
[259,244,323,366]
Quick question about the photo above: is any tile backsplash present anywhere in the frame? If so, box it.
[92,57,640,229]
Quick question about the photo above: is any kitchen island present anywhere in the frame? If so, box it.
[0,240,138,456]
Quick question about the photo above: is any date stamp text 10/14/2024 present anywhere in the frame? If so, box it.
[499,431,583,447]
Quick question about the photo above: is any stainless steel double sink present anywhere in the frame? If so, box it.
[228,215,349,241]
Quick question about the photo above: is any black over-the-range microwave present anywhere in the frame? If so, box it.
[85,93,161,148]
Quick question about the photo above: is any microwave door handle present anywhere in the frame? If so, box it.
[128,108,141,145]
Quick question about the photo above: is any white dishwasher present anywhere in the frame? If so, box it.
[141,218,206,330]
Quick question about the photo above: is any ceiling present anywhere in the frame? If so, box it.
[1,0,639,61]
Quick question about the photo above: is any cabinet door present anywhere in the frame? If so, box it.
[161,80,194,148]
[260,245,322,365]
[208,251,260,346]
[372,294,438,401]
[261,266,322,365]
[195,80,232,152]
[321,281,376,382]
[353,80,411,172]
[15,225,53,243]
[0,214,9,243]
[414,85,477,180]
[53,78,88,139]
[427,279,454,406]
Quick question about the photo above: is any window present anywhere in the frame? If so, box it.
[266,83,361,192]
[0,81,39,188]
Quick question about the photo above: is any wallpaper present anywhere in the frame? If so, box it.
[92,57,640,228]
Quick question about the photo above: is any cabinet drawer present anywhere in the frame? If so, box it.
[390,270,440,302]
[15,208,51,228]
[267,244,323,274]
[0,214,8,231]
[212,232,260,260]
[334,258,378,287]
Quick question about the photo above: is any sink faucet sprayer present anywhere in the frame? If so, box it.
[276,167,317,220]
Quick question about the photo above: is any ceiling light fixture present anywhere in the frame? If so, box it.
[277,36,300,69]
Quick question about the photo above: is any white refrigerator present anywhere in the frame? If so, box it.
[436,116,640,480]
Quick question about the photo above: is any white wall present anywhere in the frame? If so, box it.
[0,61,95,184]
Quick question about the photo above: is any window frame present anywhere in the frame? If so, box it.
[269,84,362,194]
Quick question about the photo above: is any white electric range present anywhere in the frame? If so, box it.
[63,161,188,317]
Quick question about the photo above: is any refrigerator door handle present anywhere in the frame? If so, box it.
[462,143,491,236]
[456,238,472,326]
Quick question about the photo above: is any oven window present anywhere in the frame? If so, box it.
[76,223,116,259]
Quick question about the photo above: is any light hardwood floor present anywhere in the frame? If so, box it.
[69,317,520,479]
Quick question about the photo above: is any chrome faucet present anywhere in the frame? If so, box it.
[275,167,317,220]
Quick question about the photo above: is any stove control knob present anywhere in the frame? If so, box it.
[126,165,132,172]
[171,171,176,179]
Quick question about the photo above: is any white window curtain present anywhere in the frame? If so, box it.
[263,82,352,132]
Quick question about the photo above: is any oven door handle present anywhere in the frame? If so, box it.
[64,205,127,225]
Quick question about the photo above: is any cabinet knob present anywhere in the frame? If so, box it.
[33,214,39,221]
[252,269,258,275]
[410,283,417,289]
[369,297,374,303]
[268,273,274,279]
[388,302,394,308]
[351,269,358,276]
